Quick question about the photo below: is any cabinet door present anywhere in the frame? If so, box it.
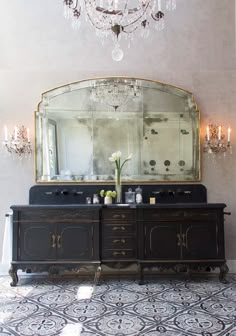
[19,222,56,260]
[144,222,180,259]
[57,223,95,260]
[182,221,219,259]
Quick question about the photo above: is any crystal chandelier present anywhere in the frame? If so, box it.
[203,124,232,155]
[91,79,141,110]
[63,0,177,61]
[2,126,32,159]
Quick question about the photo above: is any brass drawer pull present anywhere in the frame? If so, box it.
[113,214,126,219]
[113,239,126,244]
[177,233,186,247]
[112,251,126,256]
[51,234,56,248]
[57,235,62,248]
[112,226,126,231]
[177,233,181,246]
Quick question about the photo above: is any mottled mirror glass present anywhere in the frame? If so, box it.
[35,77,200,183]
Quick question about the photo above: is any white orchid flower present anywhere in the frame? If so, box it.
[109,151,121,162]
[108,151,132,171]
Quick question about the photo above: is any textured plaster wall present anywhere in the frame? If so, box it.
[0,0,236,269]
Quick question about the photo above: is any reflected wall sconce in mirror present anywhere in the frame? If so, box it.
[203,124,232,155]
[2,125,32,159]
[63,0,177,61]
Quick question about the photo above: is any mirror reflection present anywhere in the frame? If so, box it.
[35,77,200,183]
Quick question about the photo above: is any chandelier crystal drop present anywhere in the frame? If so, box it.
[63,0,177,61]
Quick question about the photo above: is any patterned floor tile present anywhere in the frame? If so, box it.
[0,275,236,336]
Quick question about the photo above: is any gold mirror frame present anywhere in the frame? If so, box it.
[35,77,200,184]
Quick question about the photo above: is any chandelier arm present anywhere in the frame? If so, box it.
[85,10,113,31]
[95,2,150,16]
[85,2,152,34]
[73,0,79,9]
[122,2,153,31]
[63,0,176,61]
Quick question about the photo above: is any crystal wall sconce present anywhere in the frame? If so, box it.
[203,124,232,154]
[2,125,32,159]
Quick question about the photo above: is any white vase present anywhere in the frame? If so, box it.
[104,196,112,205]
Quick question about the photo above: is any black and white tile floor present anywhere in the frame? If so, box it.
[0,274,236,335]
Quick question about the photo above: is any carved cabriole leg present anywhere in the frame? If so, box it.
[9,264,18,287]
[219,263,229,284]
[94,265,102,286]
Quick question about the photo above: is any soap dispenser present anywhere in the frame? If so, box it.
[135,186,143,204]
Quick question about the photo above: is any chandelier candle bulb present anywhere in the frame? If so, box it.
[4,126,8,142]
[218,126,222,141]
[27,128,30,142]
[206,126,210,141]
[228,127,231,142]
[14,126,18,141]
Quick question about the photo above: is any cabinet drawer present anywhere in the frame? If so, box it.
[103,237,135,249]
[102,209,135,221]
[19,209,99,222]
[103,223,135,234]
[102,249,136,259]
[140,209,217,221]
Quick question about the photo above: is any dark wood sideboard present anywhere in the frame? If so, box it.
[9,184,230,286]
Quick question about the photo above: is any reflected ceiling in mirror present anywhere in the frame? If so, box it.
[35,77,200,183]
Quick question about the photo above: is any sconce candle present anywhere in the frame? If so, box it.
[14,126,17,141]
[228,127,231,142]
[218,126,222,141]
[4,126,8,142]
[206,126,210,141]
[27,128,30,142]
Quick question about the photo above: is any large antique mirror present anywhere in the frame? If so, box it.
[35,77,200,183]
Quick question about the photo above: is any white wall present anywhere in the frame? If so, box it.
[0,0,236,270]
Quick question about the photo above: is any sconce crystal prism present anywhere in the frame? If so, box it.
[203,124,232,154]
[2,125,32,159]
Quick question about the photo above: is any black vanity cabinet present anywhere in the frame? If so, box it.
[10,205,101,286]
[9,184,229,286]
[101,207,137,263]
[137,204,228,283]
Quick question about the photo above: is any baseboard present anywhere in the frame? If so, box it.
[0,263,10,275]
[226,260,236,273]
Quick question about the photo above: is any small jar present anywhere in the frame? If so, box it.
[86,197,91,204]
[125,188,135,204]
[104,196,112,205]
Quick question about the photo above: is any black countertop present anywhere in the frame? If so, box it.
[11,203,227,209]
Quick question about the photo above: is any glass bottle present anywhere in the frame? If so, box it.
[135,186,143,204]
